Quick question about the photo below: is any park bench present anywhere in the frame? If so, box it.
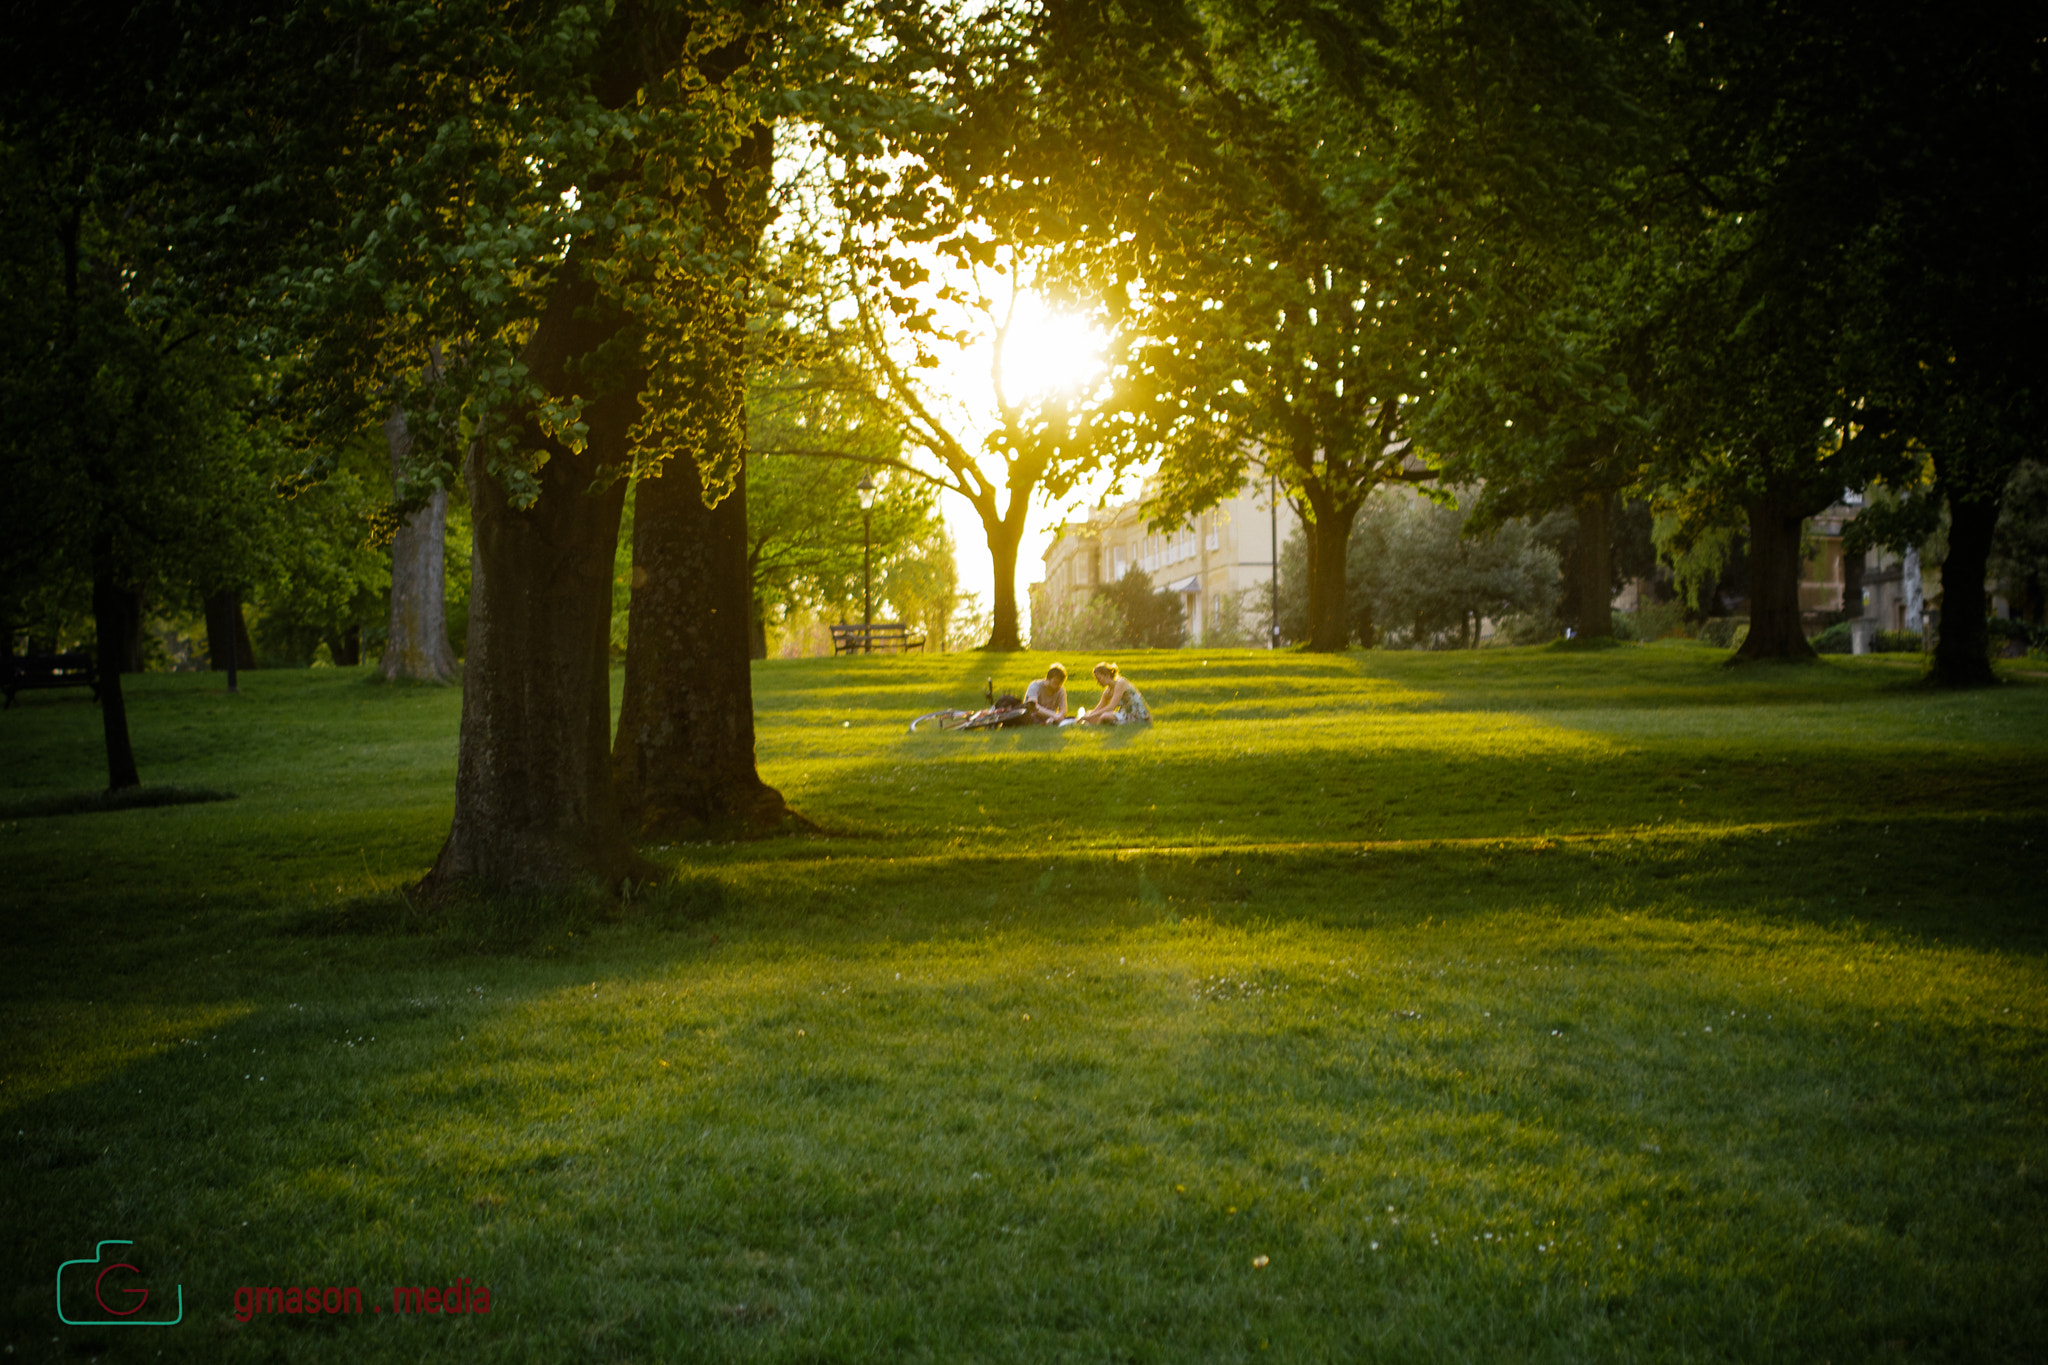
[3,651,100,708]
[830,622,926,655]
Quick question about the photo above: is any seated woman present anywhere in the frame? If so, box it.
[1076,661,1151,725]
[1023,663,1069,724]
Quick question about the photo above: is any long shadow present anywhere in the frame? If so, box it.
[4,822,2044,1362]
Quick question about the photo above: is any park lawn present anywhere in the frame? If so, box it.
[1,644,2044,1363]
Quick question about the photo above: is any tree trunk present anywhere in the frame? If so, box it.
[380,404,461,684]
[1932,489,2000,687]
[1301,489,1358,652]
[328,624,362,667]
[612,452,792,835]
[91,559,140,791]
[1733,488,1821,661]
[1841,542,1866,620]
[204,590,254,671]
[424,274,637,891]
[987,517,1024,650]
[1570,491,1614,637]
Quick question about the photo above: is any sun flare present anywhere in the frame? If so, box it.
[996,298,1107,401]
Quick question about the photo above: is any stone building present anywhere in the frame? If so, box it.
[1037,480,1301,642]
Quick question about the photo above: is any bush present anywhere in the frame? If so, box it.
[1098,568,1186,649]
[1697,617,1749,649]
[1875,629,1923,653]
[1987,617,2040,657]
[1812,621,1855,654]
[1491,612,1560,646]
[1030,590,1130,652]
[1613,600,1689,642]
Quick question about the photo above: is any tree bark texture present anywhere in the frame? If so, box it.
[1932,489,2000,686]
[1570,492,1615,637]
[379,404,461,684]
[1301,488,1359,652]
[1734,487,1823,661]
[91,563,141,791]
[426,275,635,890]
[612,453,791,835]
[1841,543,1866,620]
[204,590,254,670]
[987,518,1024,650]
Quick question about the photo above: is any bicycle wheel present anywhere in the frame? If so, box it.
[909,709,974,733]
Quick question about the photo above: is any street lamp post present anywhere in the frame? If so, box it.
[857,475,876,653]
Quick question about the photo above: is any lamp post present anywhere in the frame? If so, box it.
[856,475,876,653]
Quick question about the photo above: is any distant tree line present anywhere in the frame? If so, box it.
[1,0,2039,895]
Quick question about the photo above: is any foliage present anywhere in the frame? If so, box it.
[1351,490,1560,649]
[743,309,955,644]
[1612,601,1690,643]
[1653,509,1747,615]
[1275,490,1558,649]
[248,438,393,668]
[0,132,294,652]
[1028,587,1129,654]
[1990,461,2048,622]
[1197,590,1261,650]
[1094,567,1187,652]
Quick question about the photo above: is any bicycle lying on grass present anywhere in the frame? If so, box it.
[908,679,1035,733]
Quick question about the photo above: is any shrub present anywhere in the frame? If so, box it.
[1491,612,1560,646]
[1698,617,1749,649]
[1030,590,1129,652]
[1874,629,1923,653]
[1812,621,1855,654]
[1613,600,1689,642]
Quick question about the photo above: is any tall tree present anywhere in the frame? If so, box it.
[212,0,946,882]
[1658,0,2044,677]
[835,247,1118,651]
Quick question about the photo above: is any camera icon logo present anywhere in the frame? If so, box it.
[56,1240,184,1327]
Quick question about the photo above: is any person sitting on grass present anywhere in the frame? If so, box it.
[1076,661,1151,725]
[1024,663,1069,724]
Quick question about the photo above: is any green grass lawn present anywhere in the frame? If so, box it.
[2,644,2044,1363]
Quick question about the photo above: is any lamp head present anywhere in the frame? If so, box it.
[856,474,876,510]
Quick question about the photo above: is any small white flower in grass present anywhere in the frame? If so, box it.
[1252,1254,1269,1268]
[1370,1242,1380,1251]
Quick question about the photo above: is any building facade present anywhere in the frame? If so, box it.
[1037,480,1301,642]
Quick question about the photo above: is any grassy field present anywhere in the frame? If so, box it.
[2,644,2044,1363]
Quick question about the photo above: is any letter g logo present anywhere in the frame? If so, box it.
[95,1261,148,1315]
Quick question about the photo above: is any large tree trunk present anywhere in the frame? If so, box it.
[1301,488,1358,652]
[424,274,637,891]
[1569,491,1615,638]
[612,453,792,835]
[986,516,1024,650]
[204,589,254,671]
[91,555,140,791]
[379,404,460,684]
[1932,488,2000,687]
[1734,485,1825,662]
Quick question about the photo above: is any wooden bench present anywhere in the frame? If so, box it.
[830,623,926,655]
[4,651,100,707]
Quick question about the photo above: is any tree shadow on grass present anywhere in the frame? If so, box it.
[4,823,2044,1363]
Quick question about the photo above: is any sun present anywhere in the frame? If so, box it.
[996,297,1107,402]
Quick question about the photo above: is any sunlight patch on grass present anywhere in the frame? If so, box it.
[0,998,254,1112]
